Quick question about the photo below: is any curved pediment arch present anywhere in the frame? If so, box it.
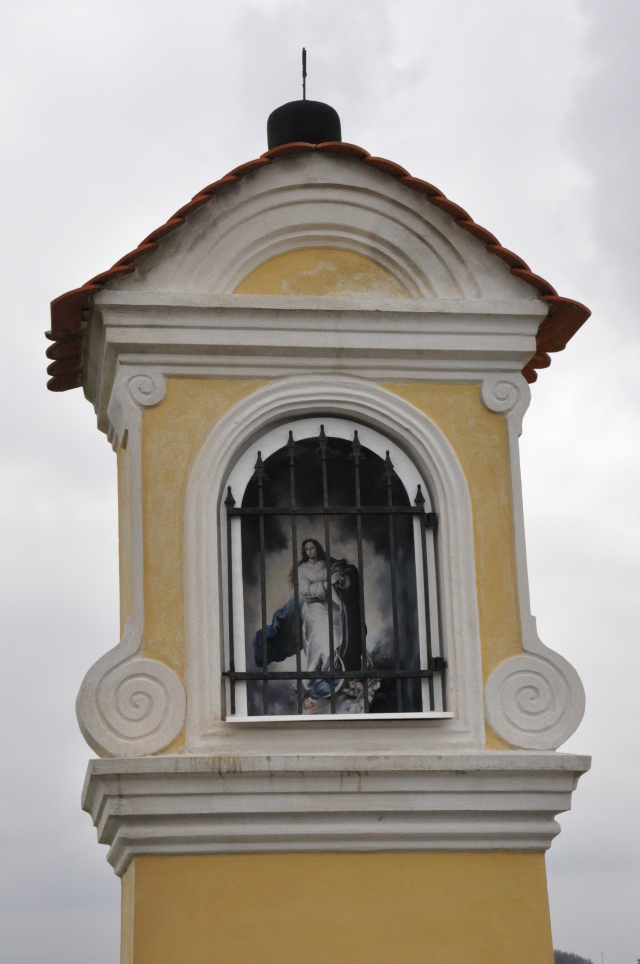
[48,145,590,393]
[123,154,536,301]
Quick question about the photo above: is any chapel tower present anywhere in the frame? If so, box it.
[47,95,591,963]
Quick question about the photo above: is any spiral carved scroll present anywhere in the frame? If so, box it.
[97,658,186,744]
[485,654,582,750]
[481,375,524,414]
[127,372,167,408]
[76,621,186,757]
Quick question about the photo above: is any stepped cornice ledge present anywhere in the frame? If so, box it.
[82,751,591,876]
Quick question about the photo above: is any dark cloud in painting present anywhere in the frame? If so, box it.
[239,435,422,715]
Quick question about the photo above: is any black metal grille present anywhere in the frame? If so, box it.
[223,426,446,716]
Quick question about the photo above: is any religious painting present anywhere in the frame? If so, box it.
[232,425,437,716]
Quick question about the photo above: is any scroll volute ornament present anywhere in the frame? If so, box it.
[76,370,187,757]
[481,374,586,750]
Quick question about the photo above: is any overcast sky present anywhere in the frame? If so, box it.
[1,1,639,961]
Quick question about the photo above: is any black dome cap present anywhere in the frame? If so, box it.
[267,100,341,149]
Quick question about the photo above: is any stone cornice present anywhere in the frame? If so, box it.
[94,290,547,315]
[82,751,591,876]
[87,296,545,433]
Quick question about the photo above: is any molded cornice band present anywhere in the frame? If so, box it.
[83,752,591,876]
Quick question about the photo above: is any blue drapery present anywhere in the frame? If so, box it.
[252,558,363,701]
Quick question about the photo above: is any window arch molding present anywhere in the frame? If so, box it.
[183,374,485,751]
[224,416,445,720]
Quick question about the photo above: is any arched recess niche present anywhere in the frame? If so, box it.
[223,416,445,720]
[182,374,486,753]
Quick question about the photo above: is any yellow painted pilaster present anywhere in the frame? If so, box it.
[383,383,523,679]
[117,443,133,637]
[384,382,520,749]
[121,861,135,964]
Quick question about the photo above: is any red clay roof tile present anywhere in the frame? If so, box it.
[261,142,315,159]
[47,143,590,392]
[485,244,530,271]
[455,220,500,245]
[537,296,590,352]
[527,350,552,374]
[397,175,442,197]
[227,158,272,178]
[510,268,557,297]
[86,265,135,286]
[317,142,370,159]
[428,196,472,222]
[45,335,83,361]
[47,356,83,377]
[50,286,99,341]
[114,242,159,267]
[47,371,83,392]
[363,156,410,178]
[141,218,185,244]
[170,196,211,220]
[197,174,241,196]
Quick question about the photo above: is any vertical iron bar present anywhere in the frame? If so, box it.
[384,452,402,712]
[351,432,369,713]
[287,432,303,714]
[224,486,236,716]
[432,520,447,714]
[415,485,435,711]
[318,426,336,713]
[255,453,269,715]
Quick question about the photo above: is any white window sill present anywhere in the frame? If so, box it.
[226,712,454,723]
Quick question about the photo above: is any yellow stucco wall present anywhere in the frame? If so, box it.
[140,379,266,677]
[384,383,520,751]
[114,252,547,962]
[138,377,520,740]
[123,852,554,964]
[384,383,522,681]
[128,249,521,749]
[234,247,409,297]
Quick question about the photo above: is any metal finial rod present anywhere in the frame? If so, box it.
[302,47,307,100]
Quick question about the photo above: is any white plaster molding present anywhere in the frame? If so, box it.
[114,154,539,303]
[183,374,485,755]
[481,374,586,749]
[83,151,545,428]
[87,295,546,431]
[81,751,591,876]
[77,369,186,757]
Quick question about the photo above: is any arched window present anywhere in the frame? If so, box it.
[222,417,446,720]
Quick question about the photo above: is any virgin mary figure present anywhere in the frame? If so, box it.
[253,538,363,708]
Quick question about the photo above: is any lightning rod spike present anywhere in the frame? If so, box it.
[302,47,307,100]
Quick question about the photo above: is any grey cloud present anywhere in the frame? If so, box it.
[1,1,638,960]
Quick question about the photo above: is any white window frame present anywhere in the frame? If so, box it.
[223,416,447,721]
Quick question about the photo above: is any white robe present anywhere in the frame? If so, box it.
[297,561,347,690]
